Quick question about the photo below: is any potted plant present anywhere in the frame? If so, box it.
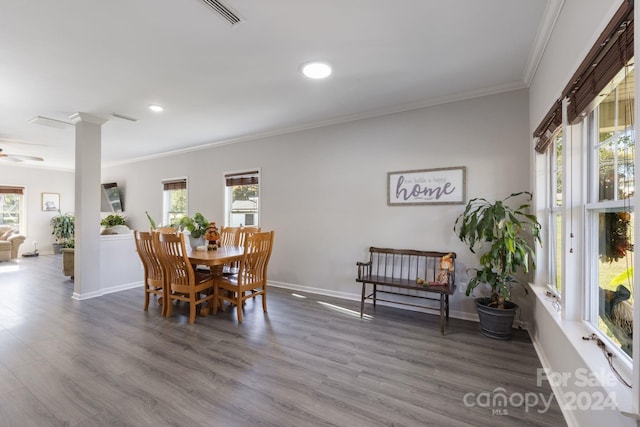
[454,191,541,339]
[50,210,74,254]
[61,239,75,278]
[100,214,130,235]
[101,214,126,227]
[176,212,209,247]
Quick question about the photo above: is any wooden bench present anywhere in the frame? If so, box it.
[356,247,457,335]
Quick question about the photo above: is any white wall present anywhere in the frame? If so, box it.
[0,164,75,254]
[104,88,531,321]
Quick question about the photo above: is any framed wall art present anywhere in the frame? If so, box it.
[387,166,466,206]
[42,192,60,211]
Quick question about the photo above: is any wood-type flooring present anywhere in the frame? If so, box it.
[0,255,566,426]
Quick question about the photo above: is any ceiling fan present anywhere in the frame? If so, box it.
[0,148,44,162]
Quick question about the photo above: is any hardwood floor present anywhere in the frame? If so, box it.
[0,255,566,426]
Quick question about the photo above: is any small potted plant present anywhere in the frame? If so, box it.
[100,214,129,234]
[454,191,541,339]
[177,212,209,248]
[50,210,74,254]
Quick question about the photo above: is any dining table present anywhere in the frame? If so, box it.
[187,245,244,267]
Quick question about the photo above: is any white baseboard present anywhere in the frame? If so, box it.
[268,280,479,323]
[528,332,579,427]
[71,281,143,301]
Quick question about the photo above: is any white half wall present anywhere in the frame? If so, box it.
[103,89,531,321]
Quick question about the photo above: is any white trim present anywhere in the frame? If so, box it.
[71,281,143,300]
[531,283,636,420]
[523,0,565,85]
[530,330,579,427]
[268,280,479,323]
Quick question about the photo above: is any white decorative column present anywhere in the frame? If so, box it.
[69,112,107,300]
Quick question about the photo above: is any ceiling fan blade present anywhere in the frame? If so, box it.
[7,154,44,162]
[0,155,22,162]
[0,137,47,146]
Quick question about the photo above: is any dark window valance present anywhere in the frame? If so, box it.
[533,100,563,153]
[0,186,24,195]
[225,171,259,187]
[534,0,634,153]
[163,179,187,191]
[563,1,634,124]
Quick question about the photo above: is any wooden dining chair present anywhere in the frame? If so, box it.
[218,226,241,275]
[238,226,261,247]
[155,226,177,234]
[219,226,241,246]
[134,230,166,315]
[154,231,215,324]
[213,230,274,323]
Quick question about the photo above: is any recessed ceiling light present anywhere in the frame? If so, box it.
[149,104,164,113]
[302,62,332,79]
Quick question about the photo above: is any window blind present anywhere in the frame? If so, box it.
[0,186,24,195]
[225,171,259,186]
[163,179,187,191]
[534,0,634,153]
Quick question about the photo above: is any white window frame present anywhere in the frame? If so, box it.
[0,186,26,235]
[583,88,635,366]
[547,131,563,295]
[223,169,260,228]
[162,177,188,227]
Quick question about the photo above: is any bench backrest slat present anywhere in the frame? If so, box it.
[367,246,456,285]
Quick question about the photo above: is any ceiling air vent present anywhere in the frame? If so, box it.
[200,0,242,26]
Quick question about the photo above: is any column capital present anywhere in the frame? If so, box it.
[68,112,108,125]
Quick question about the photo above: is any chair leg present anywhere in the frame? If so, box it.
[161,286,168,317]
[144,285,150,311]
[166,296,173,318]
[189,294,197,324]
[236,294,243,323]
[262,290,267,313]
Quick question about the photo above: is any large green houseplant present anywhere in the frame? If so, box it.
[50,210,75,253]
[454,191,541,339]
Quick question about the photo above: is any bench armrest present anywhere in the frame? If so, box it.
[356,261,371,279]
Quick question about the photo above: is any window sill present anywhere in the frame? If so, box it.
[530,283,637,419]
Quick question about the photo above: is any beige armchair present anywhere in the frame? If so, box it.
[0,226,26,261]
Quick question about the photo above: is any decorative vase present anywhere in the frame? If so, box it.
[475,297,518,340]
[189,236,205,249]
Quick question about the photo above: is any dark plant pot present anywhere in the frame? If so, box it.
[475,297,518,340]
[52,243,63,254]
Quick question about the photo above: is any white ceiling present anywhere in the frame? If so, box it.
[0,0,558,170]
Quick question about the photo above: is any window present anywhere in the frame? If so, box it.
[535,0,635,367]
[586,65,634,359]
[224,171,259,227]
[0,186,25,233]
[548,132,563,292]
[162,178,187,227]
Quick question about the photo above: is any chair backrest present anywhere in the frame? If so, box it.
[238,230,274,288]
[155,226,177,234]
[219,226,241,247]
[134,230,163,287]
[239,226,262,247]
[154,232,195,292]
